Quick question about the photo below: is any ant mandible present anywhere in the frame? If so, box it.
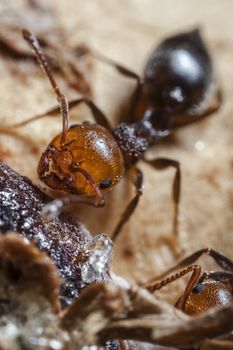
[5,28,219,244]
[145,247,233,315]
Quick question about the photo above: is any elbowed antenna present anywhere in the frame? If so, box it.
[22,29,69,144]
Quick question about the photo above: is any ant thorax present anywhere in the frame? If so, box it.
[112,122,150,168]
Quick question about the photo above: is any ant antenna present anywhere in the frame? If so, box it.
[22,29,69,145]
[146,264,201,310]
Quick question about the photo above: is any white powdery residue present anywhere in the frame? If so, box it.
[33,231,51,250]
[22,216,34,230]
[0,323,20,350]
[28,337,65,349]
[110,272,130,290]
[1,190,19,211]
[21,297,70,349]
[81,234,113,283]
[49,339,65,350]
[62,265,73,278]
[41,199,64,220]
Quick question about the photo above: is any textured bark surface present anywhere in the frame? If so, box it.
[0,234,233,350]
[0,161,92,305]
[0,0,233,330]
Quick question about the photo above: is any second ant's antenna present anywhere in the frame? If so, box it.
[22,29,69,145]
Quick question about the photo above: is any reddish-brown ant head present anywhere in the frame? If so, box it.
[176,279,233,315]
[38,123,124,196]
[22,30,125,197]
[146,249,233,317]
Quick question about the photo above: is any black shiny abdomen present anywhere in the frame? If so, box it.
[144,29,213,114]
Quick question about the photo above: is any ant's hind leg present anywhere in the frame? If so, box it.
[90,51,144,119]
[111,167,143,241]
[91,51,142,86]
[144,157,181,255]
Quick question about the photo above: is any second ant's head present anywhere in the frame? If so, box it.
[38,123,125,196]
[176,276,233,315]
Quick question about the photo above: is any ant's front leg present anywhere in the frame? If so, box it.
[2,32,112,134]
[111,167,143,241]
[144,247,233,313]
[146,264,202,312]
[172,247,233,275]
[145,247,233,287]
[4,97,112,132]
[37,97,112,131]
[41,166,105,220]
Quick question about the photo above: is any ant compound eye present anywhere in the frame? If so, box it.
[99,178,112,189]
[192,283,205,293]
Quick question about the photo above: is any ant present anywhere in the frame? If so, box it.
[2,28,220,244]
[145,247,233,315]
[90,28,221,138]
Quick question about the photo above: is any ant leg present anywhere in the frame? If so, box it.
[92,51,142,85]
[146,264,201,311]
[2,104,69,129]
[205,248,233,273]
[143,248,233,311]
[4,31,111,135]
[201,271,233,286]
[5,97,111,132]
[90,51,144,119]
[41,166,105,220]
[145,248,233,287]
[144,157,181,240]
[60,97,112,131]
[111,167,143,241]
[170,248,233,275]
